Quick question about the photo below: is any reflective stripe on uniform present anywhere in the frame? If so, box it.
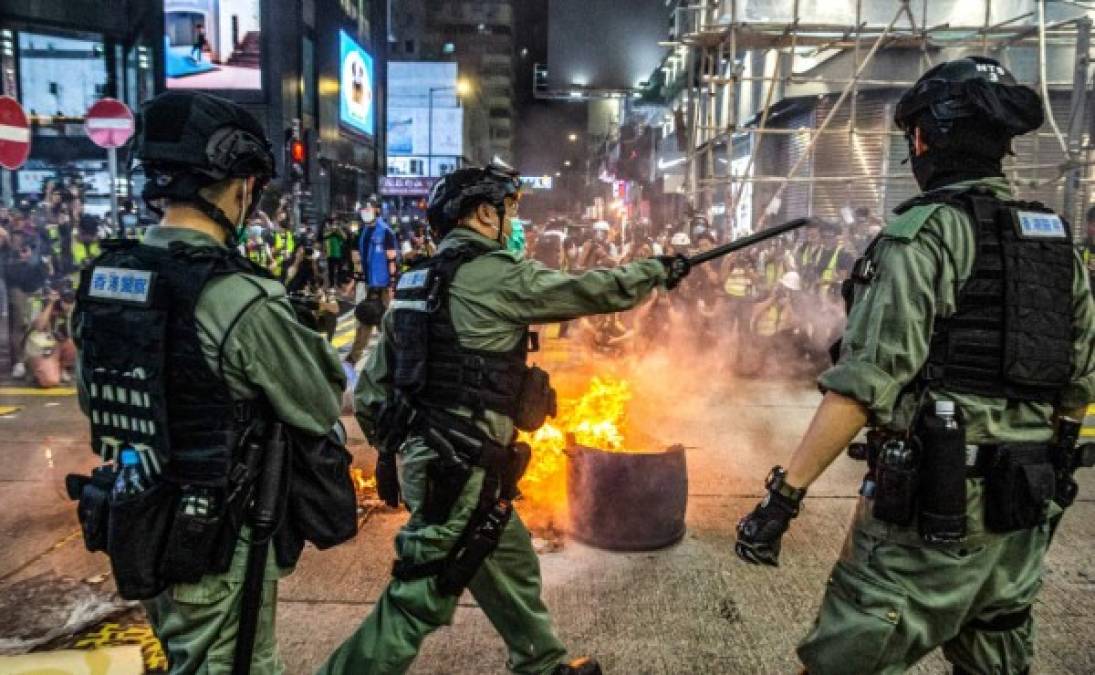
[390,299,427,312]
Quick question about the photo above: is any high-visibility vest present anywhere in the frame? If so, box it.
[753,302,788,337]
[247,244,270,267]
[798,243,820,270]
[764,259,783,288]
[724,267,754,297]
[819,245,845,284]
[72,236,101,268]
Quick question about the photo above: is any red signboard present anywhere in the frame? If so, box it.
[85,98,135,149]
[0,96,31,171]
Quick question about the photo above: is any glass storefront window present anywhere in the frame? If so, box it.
[18,32,108,117]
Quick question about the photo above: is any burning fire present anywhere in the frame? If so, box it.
[518,375,640,524]
[351,466,376,496]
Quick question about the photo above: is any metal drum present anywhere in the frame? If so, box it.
[566,442,688,551]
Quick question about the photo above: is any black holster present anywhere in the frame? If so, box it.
[984,444,1055,533]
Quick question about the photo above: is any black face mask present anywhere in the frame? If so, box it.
[908,140,1004,192]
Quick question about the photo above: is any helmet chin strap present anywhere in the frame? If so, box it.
[494,203,507,247]
[193,179,247,245]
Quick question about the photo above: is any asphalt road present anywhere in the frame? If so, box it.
[0,348,1093,674]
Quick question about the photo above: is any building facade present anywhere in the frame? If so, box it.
[389,0,516,165]
[1,0,387,223]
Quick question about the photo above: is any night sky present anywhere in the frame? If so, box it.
[547,0,668,91]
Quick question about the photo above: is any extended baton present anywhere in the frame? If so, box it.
[686,217,812,267]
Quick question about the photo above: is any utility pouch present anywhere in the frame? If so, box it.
[872,440,919,527]
[107,482,178,600]
[984,445,1055,533]
[422,460,472,525]
[160,490,222,584]
[288,426,359,549]
[67,466,116,553]
[513,366,557,432]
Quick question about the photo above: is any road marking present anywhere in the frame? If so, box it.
[74,622,166,672]
[0,406,21,416]
[0,386,76,397]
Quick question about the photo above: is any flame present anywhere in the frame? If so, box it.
[351,466,376,495]
[517,375,640,524]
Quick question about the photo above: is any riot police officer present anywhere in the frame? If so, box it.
[71,91,348,673]
[735,57,1095,673]
[320,161,688,675]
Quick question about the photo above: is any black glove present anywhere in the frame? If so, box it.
[735,466,806,567]
[375,453,401,508]
[655,254,691,290]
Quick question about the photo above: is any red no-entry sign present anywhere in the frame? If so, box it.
[0,96,31,171]
[85,98,135,149]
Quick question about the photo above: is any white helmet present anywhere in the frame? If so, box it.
[779,271,803,292]
[592,220,611,232]
[670,231,691,247]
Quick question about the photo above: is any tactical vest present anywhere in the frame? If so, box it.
[390,242,538,425]
[893,186,1074,403]
[74,239,270,486]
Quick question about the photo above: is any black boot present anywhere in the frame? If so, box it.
[552,657,602,675]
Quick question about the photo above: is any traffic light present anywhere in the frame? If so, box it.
[285,120,308,184]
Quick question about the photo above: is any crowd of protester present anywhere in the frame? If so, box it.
[524,207,883,378]
[1,179,106,387]
[5,183,1089,388]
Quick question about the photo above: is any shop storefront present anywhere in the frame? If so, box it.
[0,1,159,216]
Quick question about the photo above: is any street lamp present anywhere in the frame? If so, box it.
[564,160,572,167]
[428,78,471,178]
[568,132,578,142]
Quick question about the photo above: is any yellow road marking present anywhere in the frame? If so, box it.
[74,622,166,672]
[0,386,76,397]
[0,406,21,416]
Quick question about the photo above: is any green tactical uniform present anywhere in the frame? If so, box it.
[321,228,667,675]
[78,226,346,674]
[797,178,1095,674]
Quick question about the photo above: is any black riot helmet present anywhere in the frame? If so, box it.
[895,56,1043,151]
[894,57,1043,190]
[427,159,522,239]
[132,91,276,240]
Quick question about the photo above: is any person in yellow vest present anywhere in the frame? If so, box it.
[243,224,275,272]
[722,248,760,368]
[757,240,787,300]
[24,281,76,388]
[269,223,295,280]
[796,224,822,290]
[815,219,854,298]
[750,271,806,376]
[70,216,102,285]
